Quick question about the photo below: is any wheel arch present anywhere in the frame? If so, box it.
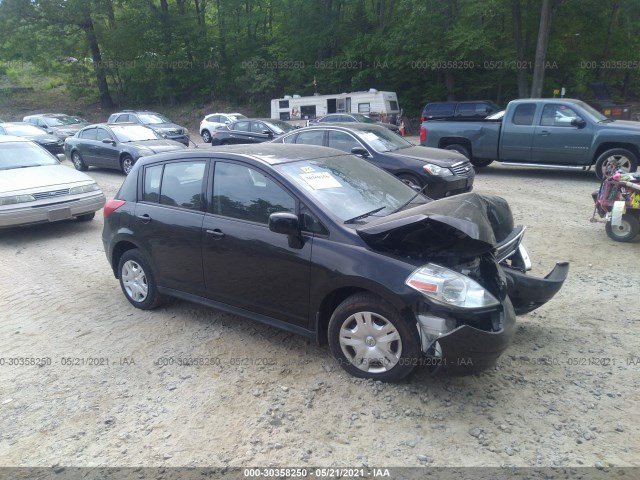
[110,240,140,278]
[592,143,640,166]
[438,137,473,156]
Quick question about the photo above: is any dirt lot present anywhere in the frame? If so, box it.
[1,142,639,472]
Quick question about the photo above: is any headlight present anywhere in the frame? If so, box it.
[422,163,453,176]
[69,183,101,195]
[406,263,499,308]
[183,128,190,135]
[0,194,36,206]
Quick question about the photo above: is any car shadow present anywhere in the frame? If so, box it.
[0,218,101,246]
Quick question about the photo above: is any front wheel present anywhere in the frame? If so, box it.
[71,151,88,171]
[201,130,212,143]
[605,214,640,242]
[595,148,638,180]
[397,173,422,190]
[328,293,421,382]
[117,249,166,309]
[120,155,135,175]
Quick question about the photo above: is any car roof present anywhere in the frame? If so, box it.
[137,143,346,167]
[292,122,387,133]
[0,121,39,127]
[0,135,31,143]
[25,113,67,118]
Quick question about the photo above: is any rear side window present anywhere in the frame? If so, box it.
[233,121,250,132]
[425,103,455,117]
[295,130,324,146]
[142,161,206,210]
[80,128,97,140]
[512,104,536,126]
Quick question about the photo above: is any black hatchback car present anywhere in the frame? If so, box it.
[209,118,295,145]
[273,123,474,199]
[102,144,568,380]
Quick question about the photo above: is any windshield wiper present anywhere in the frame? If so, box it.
[344,206,386,224]
[390,183,429,214]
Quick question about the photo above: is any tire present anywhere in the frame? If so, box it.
[117,249,165,310]
[470,158,494,168]
[328,293,421,382]
[594,148,638,180]
[120,154,135,175]
[76,212,95,222]
[397,173,422,190]
[201,130,212,143]
[444,143,470,159]
[605,214,640,242]
[71,151,88,171]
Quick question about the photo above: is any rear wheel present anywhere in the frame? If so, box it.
[71,151,88,171]
[444,143,470,159]
[470,157,494,168]
[120,155,135,175]
[328,293,421,382]
[595,148,638,180]
[605,214,640,242]
[117,249,166,309]
[201,130,212,143]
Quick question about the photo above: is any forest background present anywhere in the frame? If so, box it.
[0,0,639,119]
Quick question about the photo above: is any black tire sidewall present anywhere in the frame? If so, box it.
[397,173,422,189]
[445,144,470,159]
[327,293,421,382]
[605,214,640,242]
[117,249,161,309]
[595,148,638,180]
[121,155,134,175]
[71,151,87,171]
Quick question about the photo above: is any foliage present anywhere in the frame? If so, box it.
[0,0,639,115]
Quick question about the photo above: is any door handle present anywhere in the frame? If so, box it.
[538,130,550,136]
[137,214,151,224]
[206,229,225,240]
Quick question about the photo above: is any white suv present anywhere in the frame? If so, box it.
[199,113,247,143]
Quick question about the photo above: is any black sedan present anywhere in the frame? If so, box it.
[0,122,64,154]
[209,118,295,145]
[64,123,188,175]
[273,123,474,199]
[309,113,400,132]
[102,143,568,380]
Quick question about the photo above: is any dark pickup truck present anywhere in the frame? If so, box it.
[420,98,640,179]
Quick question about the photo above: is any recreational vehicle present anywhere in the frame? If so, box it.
[271,90,400,127]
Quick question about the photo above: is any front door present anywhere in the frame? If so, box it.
[202,161,312,327]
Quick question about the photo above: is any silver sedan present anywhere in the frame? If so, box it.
[0,135,105,228]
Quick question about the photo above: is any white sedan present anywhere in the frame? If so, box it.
[0,136,105,228]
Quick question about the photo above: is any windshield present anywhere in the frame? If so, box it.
[573,101,608,122]
[0,141,58,170]
[263,120,296,135]
[138,113,171,125]
[111,125,161,142]
[43,115,78,127]
[3,124,48,136]
[277,154,428,222]
[354,127,413,152]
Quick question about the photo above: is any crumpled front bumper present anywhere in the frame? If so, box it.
[419,261,569,375]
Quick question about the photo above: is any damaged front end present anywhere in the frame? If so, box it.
[357,192,568,374]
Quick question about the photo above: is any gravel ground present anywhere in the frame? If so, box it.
[0,141,639,473]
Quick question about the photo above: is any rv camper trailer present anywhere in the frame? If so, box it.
[271,90,400,127]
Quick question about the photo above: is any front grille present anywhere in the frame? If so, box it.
[32,189,70,200]
[451,160,473,176]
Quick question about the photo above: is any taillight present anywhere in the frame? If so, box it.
[420,115,425,122]
[420,127,427,143]
[103,199,126,219]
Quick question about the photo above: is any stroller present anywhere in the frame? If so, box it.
[591,171,640,242]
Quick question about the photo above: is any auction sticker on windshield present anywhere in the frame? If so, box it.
[300,172,342,189]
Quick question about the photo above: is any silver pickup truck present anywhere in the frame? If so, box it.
[420,98,640,179]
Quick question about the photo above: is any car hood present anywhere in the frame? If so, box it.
[127,139,187,152]
[0,164,95,194]
[601,119,640,132]
[385,145,468,167]
[356,192,513,258]
[23,134,60,144]
[148,123,184,132]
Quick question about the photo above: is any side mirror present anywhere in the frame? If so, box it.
[101,138,115,144]
[269,212,304,248]
[571,118,586,128]
[351,147,369,157]
[262,129,273,137]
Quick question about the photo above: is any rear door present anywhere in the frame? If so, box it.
[202,160,312,327]
[500,103,538,162]
[133,160,208,296]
